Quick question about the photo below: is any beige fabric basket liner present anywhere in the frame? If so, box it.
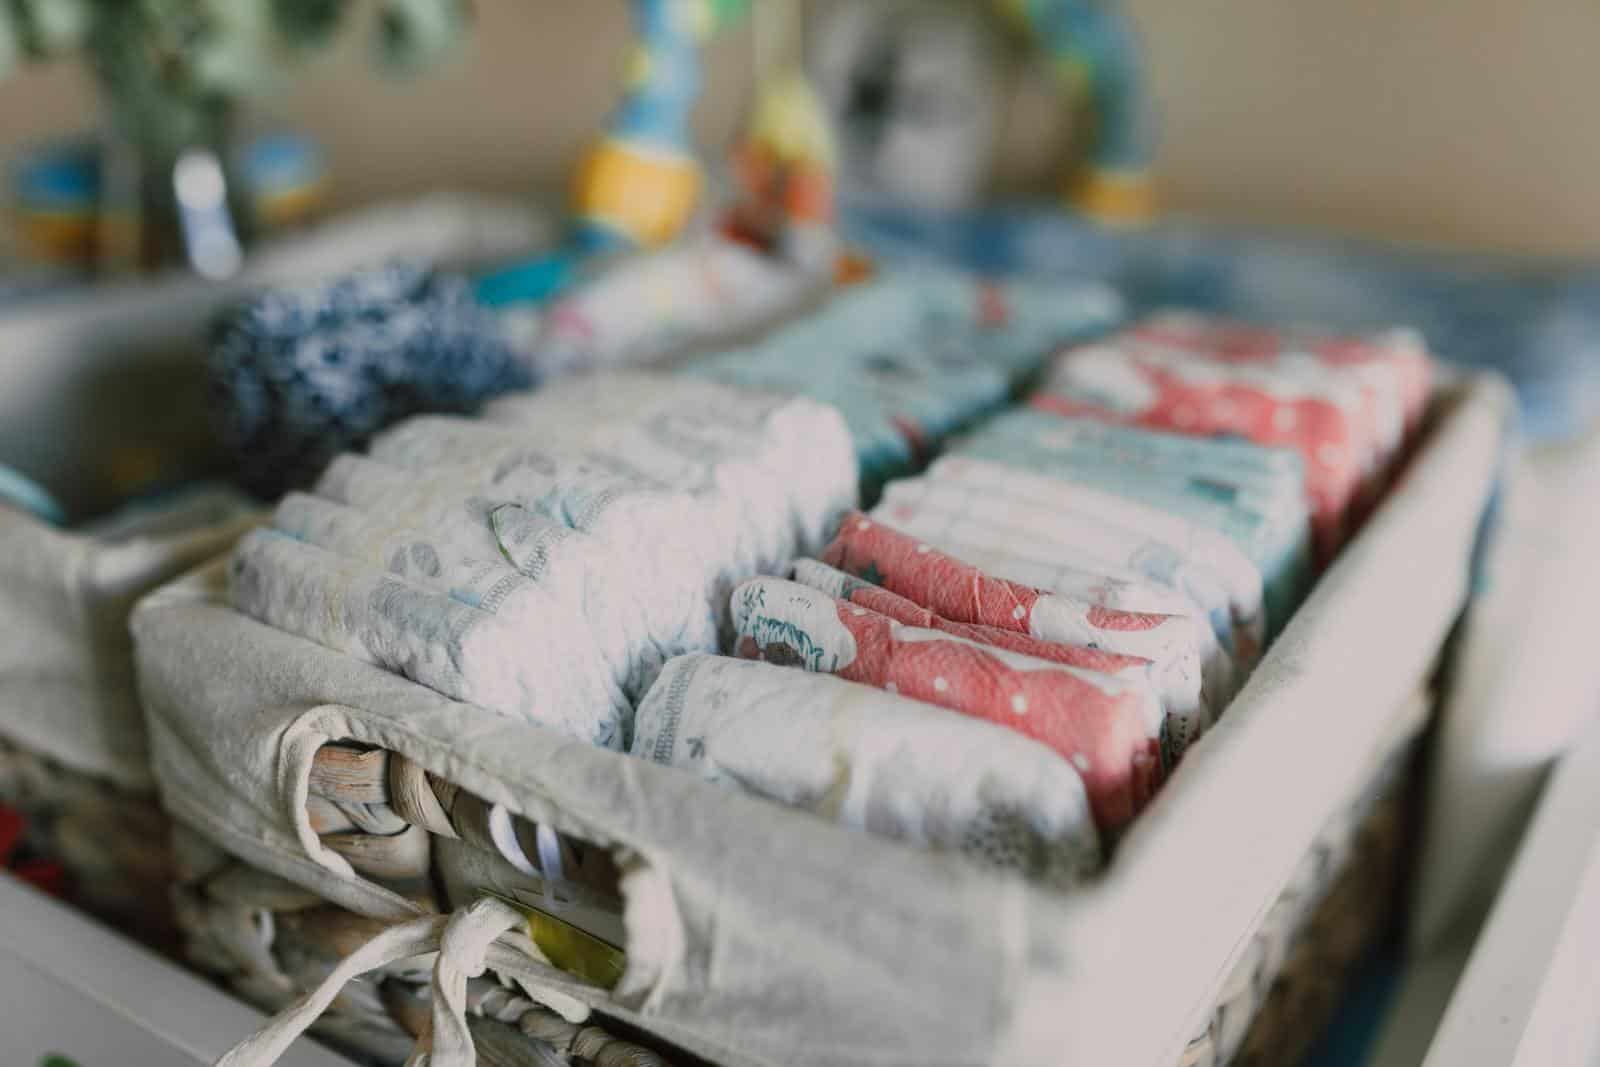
[0,507,257,788]
[0,193,545,789]
[132,375,1511,1067]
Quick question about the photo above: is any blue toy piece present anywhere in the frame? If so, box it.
[240,133,329,230]
[607,0,709,156]
[0,464,66,525]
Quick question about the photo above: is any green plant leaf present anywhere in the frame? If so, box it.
[270,0,345,49]
[374,0,466,75]
[0,9,20,78]
[23,0,91,53]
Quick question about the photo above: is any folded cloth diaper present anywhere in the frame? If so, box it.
[791,558,1204,759]
[790,558,1161,676]
[269,490,640,712]
[1036,351,1363,563]
[228,379,859,749]
[922,456,1266,663]
[681,268,1123,492]
[318,449,714,695]
[828,509,1230,713]
[229,528,629,748]
[1033,328,1376,559]
[731,577,1165,832]
[878,468,1260,666]
[1032,315,1432,561]
[382,374,858,599]
[864,499,1200,621]
[233,449,739,744]
[949,410,1312,636]
[1128,313,1435,526]
[1130,313,1432,440]
[631,652,1102,889]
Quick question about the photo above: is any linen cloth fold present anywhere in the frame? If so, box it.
[0,484,259,787]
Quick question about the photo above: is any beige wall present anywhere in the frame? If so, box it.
[4,0,1600,257]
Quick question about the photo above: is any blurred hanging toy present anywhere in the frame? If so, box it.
[810,0,1156,226]
[999,0,1157,224]
[721,0,842,269]
[573,0,744,249]
[513,0,858,380]
[210,0,853,495]
[811,1,1002,217]
[0,0,469,279]
[476,0,752,306]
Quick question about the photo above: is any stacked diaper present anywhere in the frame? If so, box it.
[729,573,1166,832]
[630,653,1104,890]
[228,375,857,752]
[951,410,1313,637]
[1032,312,1432,561]
[633,312,1433,888]
[681,268,1123,495]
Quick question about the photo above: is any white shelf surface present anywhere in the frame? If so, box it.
[0,873,351,1066]
[1421,711,1600,1067]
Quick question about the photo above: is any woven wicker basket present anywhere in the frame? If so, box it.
[174,822,680,1066]
[0,195,546,947]
[173,687,1426,1067]
[133,376,1510,1066]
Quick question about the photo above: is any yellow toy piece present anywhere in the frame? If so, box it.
[747,71,838,175]
[17,211,97,265]
[1069,167,1157,227]
[571,137,703,249]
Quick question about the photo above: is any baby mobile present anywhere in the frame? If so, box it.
[208,0,1153,498]
[212,0,811,499]
[0,0,471,278]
